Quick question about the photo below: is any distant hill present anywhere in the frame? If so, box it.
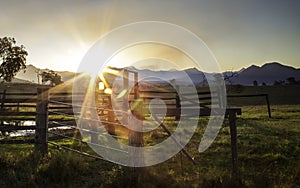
[228,62,300,85]
[15,64,75,83]
[15,64,39,83]
[128,62,300,86]
[0,77,32,84]
[12,62,300,86]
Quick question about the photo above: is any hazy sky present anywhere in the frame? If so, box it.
[1,0,299,72]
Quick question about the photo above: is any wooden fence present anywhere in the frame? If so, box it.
[0,86,274,176]
[227,94,271,118]
[0,88,77,146]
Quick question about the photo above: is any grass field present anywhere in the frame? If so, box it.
[1,105,299,187]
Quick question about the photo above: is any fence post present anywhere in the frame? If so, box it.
[35,88,49,155]
[228,109,238,177]
[129,82,144,188]
[129,111,144,188]
[107,95,115,135]
[175,85,181,121]
[265,94,271,118]
[1,89,6,112]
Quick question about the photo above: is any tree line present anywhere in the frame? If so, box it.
[252,77,300,86]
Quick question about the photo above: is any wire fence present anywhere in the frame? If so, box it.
[48,96,131,161]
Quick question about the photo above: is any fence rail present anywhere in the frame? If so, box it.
[227,94,271,117]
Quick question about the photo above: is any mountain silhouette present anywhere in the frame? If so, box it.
[12,62,300,86]
[230,62,300,85]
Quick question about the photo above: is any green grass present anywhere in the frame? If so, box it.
[1,105,300,187]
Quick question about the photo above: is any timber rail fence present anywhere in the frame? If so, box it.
[0,87,272,176]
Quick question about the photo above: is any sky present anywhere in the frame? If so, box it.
[1,0,300,72]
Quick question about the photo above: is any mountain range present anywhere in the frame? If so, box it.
[126,62,300,86]
[227,62,300,85]
[12,62,300,86]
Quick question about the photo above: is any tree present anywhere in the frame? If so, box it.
[286,77,296,85]
[253,80,258,86]
[0,37,28,82]
[41,70,63,86]
[223,71,238,85]
[273,80,285,85]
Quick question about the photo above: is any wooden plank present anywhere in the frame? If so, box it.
[0,125,36,131]
[50,98,73,101]
[180,91,212,96]
[1,98,37,103]
[3,93,36,96]
[138,90,176,93]
[48,106,73,110]
[142,107,241,117]
[138,86,176,93]
[48,110,74,116]
[3,104,36,108]
[138,99,177,105]
[49,92,85,96]
[48,100,84,104]
[0,112,36,116]
[227,94,268,98]
[138,94,177,99]
[49,99,73,103]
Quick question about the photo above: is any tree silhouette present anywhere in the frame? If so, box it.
[253,80,258,86]
[0,37,28,82]
[223,71,238,85]
[286,77,296,85]
[273,80,285,85]
[41,70,63,86]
